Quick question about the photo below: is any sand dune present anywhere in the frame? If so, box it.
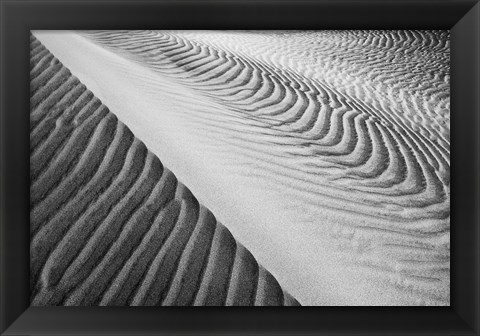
[30,35,299,306]
[32,30,450,306]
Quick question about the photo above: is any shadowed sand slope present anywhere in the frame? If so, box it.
[32,30,450,306]
[30,35,300,306]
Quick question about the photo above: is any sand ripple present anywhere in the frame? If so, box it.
[82,30,450,221]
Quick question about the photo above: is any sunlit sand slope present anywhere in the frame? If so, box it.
[83,30,449,221]
[30,35,300,306]
[33,30,450,306]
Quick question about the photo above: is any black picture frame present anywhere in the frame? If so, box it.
[1,0,479,335]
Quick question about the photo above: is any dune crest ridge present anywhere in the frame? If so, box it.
[30,34,300,306]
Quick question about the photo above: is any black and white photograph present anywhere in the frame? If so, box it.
[30,30,450,306]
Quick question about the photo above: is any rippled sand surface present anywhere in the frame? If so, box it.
[30,34,299,306]
[32,30,450,306]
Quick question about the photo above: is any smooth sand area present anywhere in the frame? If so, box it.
[33,30,450,306]
[30,35,299,306]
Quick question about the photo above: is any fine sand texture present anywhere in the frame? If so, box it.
[30,34,300,306]
[32,30,450,306]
